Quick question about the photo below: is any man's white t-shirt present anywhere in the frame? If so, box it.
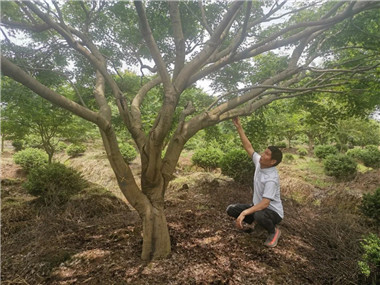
[252,152,284,219]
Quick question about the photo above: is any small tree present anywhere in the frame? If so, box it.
[2,78,93,163]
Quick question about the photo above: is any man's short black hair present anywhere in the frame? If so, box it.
[268,146,283,167]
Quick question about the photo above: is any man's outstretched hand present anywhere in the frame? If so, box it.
[232,117,241,128]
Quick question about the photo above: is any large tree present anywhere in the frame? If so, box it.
[1,1,379,260]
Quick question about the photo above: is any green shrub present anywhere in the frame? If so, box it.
[323,154,357,180]
[23,134,42,148]
[365,145,380,152]
[361,145,380,169]
[66,144,86,157]
[12,140,23,151]
[275,142,287,148]
[13,148,48,172]
[119,143,138,163]
[184,137,201,150]
[56,141,68,152]
[314,145,338,159]
[347,148,364,161]
[24,162,87,205]
[360,188,380,225]
[358,233,380,283]
[220,149,255,185]
[192,146,223,171]
[283,153,295,163]
[298,147,308,157]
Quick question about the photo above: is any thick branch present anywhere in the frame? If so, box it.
[134,1,171,89]
[93,70,112,121]
[1,56,106,128]
[169,1,186,81]
[22,1,147,147]
[0,19,50,32]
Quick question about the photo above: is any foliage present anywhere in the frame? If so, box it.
[358,233,380,283]
[119,143,138,163]
[360,188,380,225]
[66,144,87,157]
[13,148,48,173]
[314,145,338,160]
[24,162,87,205]
[347,148,364,161]
[192,146,223,171]
[323,154,357,180]
[2,78,94,162]
[11,140,23,152]
[220,149,255,185]
[298,147,308,157]
[275,142,287,149]
[360,146,380,169]
[242,111,269,152]
[348,146,380,169]
[184,135,202,151]
[56,141,68,151]
[283,153,295,164]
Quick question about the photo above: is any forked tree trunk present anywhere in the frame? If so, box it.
[99,127,172,260]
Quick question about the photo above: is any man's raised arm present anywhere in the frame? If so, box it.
[232,117,255,158]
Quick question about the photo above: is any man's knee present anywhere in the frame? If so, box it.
[253,210,266,223]
[226,204,236,216]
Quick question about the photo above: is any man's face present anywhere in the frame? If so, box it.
[259,148,276,168]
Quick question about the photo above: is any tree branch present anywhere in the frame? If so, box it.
[0,19,50,32]
[174,1,244,91]
[1,56,105,128]
[134,1,172,89]
[169,1,186,81]
[198,0,212,35]
[187,1,375,87]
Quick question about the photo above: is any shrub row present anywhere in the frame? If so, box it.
[191,144,379,182]
[191,146,254,184]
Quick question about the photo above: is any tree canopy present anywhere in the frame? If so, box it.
[1,0,379,260]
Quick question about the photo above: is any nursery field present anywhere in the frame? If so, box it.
[1,141,380,285]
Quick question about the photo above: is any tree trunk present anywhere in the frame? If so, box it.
[1,136,4,153]
[99,126,172,260]
[141,202,171,260]
[307,134,314,152]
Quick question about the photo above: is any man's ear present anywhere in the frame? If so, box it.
[270,159,277,166]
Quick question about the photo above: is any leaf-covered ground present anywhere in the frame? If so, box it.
[2,143,379,284]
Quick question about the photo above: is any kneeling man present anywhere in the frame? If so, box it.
[227,117,283,248]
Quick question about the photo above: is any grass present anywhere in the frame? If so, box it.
[357,164,372,173]
[295,156,324,175]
